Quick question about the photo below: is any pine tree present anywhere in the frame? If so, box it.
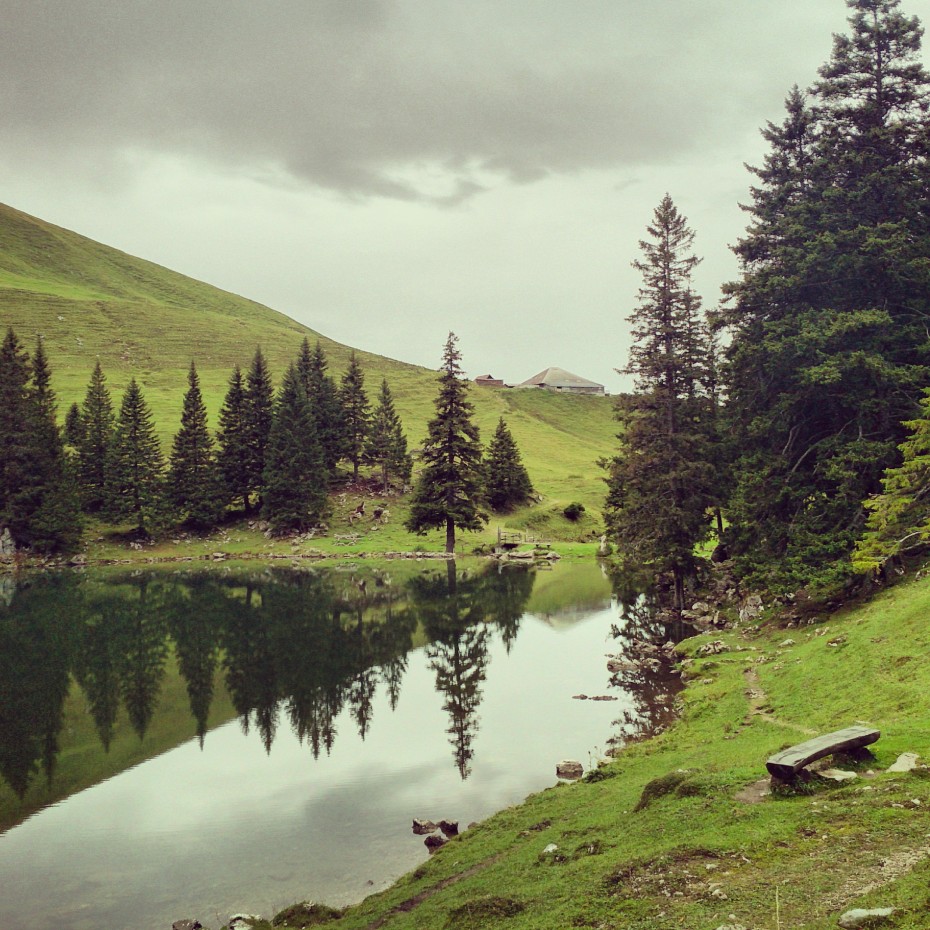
[64,402,84,449]
[604,196,718,612]
[365,378,412,492]
[168,362,225,529]
[106,379,166,536]
[483,418,534,512]
[0,332,81,552]
[0,329,34,543]
[298,339,344,477]
[405,333,487,553]
[339,351,371,482]
[75,361,115,513]
[262,364,328,534]
[242,347,274,511]
[722,0,930,590]
[852,389,930,573]
[32,339,83,551]
[216,364,251,511]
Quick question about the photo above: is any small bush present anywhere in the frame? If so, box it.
[633,770,691,811]
[583,767,616,784]
[272,902,342,928]
[563,502,586,521]
[446,896,525,928]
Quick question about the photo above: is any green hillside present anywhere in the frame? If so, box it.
[0,202,617,522]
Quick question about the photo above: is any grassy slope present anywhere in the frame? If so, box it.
[0,202,617,536]
[302,573,930,930]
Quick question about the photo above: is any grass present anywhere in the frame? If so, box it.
[0,201,618,538]
[250,569,930,930]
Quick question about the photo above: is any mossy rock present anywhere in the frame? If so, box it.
[446,896,525,928]
[272,902,343,928]
[633,770,692,811]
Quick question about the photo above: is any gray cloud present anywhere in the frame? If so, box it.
[0,0,849,203]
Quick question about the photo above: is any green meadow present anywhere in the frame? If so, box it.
[0,202,617,545]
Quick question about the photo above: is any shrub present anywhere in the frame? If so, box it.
[563,502,586,521]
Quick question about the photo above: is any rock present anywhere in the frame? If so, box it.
[820,768,858,782]
[556,760,583,779]
[212,551,227,561]
[227,916,259,930]
[172,921,202,930]
[412,818,437,835]
[739,595,764,622]
[0,527,15,558]
[779,638,796,647]
[690,601,711,615]
[714,925,746,930]
[837,907,895,929]
[424,834,447,853]
[887,752,920,773]
[607,658,638,672]
[438,819,459,837]
[542,843,559,855]
[697,640,728,657]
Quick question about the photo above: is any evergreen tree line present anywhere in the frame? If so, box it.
[605,0,930,601]
[1,329,538,552]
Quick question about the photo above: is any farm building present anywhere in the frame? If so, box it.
[474,374,504,388]
[517,366,604,395]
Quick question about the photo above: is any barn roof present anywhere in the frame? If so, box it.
[518,366,603,389]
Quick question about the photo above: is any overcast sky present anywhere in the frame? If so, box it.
[3,0,929,391]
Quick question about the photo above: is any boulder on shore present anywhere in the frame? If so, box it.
[838,907,895,929]
[556,760,583,780]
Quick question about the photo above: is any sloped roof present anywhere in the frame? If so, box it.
[518,366,603,389]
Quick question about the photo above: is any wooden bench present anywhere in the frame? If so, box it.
[766,725,880,780]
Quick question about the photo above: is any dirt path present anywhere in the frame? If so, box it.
[742,667,817,735]
[735,668,818,805]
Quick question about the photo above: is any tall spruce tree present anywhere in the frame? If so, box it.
[26,338,83,552]
[168,362,225,529]
[0,329,34,544]
[298,339,344,477]
[339,351,371,482]
[216,364,251,512]
[483,418,534,513]
[604,196,718,612]
[0,331,81,552]
[106,379,165,535]
[365,378,412,492]
[405,333,486,553]
[242,348,274,511]
[722,0,930,590]
[75,361,115,513]
[852,388,930,573]
[64,402,84,449]
[262,363,328,534]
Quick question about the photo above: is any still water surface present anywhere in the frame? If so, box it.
[0,561,679,930]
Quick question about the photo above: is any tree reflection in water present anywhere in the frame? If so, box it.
[605,565,693,745]
[0,562,536,800]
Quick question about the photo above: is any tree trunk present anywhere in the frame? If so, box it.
[445,517,455,554]
[672,567,685,616]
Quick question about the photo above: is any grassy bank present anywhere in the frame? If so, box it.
[254,571,930,930]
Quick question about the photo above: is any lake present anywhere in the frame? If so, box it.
[0,560,682,930]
